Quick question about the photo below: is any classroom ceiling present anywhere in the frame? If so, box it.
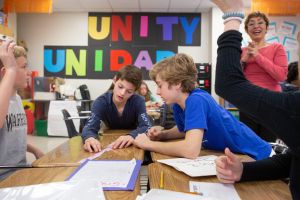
[52,0,252,13]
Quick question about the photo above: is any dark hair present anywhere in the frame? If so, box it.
[137,81,152,102]
[109,65,143,91]
[244,11,269,32]
[287,62,298,83]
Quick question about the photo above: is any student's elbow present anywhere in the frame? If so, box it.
[182,147,200,159]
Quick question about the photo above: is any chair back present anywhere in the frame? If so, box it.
[61,109,79,138]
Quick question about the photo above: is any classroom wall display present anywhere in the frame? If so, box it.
[44,13,201,79]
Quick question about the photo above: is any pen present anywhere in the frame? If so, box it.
[159,171,164,189]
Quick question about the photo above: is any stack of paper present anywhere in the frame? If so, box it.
[67,159,142,190]
[0,179,105,200]
[137,189,200,200]
[157,155,217,177]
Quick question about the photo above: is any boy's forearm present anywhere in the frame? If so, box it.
[147,139,200,159]
[0,69,17,128]
[27,143,37,153]
[161,126,184,140]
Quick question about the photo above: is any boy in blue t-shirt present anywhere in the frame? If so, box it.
[134,53,272,160]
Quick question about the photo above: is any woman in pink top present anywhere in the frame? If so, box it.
[240,11,288,142]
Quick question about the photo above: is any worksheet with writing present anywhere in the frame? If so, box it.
[158,155,217,177]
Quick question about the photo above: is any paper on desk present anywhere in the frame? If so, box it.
[68,158,142,190]
[157,155,217,177]
[0,179,105,200]
[137,189,200,200]
[79,144,113,163]
[189,181,241,200]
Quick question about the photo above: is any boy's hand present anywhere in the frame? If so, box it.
[134,133,151,150]
[147,126,164,141]
[33,149,44,159]
[215,148,243,183]
[111,135,134,149]
[83,137,102,152]
[0,39,17,70]
[210,0,244,13]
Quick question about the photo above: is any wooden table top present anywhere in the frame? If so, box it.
[32,130,144,167]
[151,148,230,162]
[0,167,140,200]
[148,163,291,200]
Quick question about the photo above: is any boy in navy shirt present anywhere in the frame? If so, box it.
[134,53,272,160]
[82,65,151,152]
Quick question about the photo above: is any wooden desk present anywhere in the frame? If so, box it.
[0,167,140,200]
[148,163,291,200]
[32,131,144,167]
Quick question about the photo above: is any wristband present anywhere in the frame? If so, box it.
[222,11,245,20]
[223,17,243,24]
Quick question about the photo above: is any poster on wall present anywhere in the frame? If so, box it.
[44,13,201,79]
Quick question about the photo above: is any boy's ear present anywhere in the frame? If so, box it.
[0,67,6,77]
[112,76,117,84]
[175,82,181,90]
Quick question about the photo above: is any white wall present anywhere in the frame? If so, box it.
[17,12,212,100]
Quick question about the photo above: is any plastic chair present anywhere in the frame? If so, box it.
[61,109,80,138]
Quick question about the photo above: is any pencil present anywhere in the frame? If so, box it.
[183,191,204,196]
[159,171,164,189]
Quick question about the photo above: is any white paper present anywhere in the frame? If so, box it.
[79,144,112,163]
[69,159,136,188]
[157,155,217,177]
[0,179,105,200]
[140,189,200,200]
[189,181,241,200]
[47,100,80,137]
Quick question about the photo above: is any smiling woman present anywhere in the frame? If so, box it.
[239,11,288,142]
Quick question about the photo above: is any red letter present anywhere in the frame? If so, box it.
[110,50,132,71]
[111,15,132,41]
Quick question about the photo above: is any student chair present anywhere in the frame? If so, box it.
[61,109,80,138]
[159,103,176,129]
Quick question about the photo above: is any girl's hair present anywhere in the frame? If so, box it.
[150,53,197,93]
[0,45,27,69]
[108,65,143,91]
[287,61,298,83]
[137,81,151,102]
[244,11,269,32]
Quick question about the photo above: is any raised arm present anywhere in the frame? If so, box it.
[0,40,17,128]
[211,0,300,154]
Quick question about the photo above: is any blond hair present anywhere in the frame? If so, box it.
[0,45,27,69]
[150,53,197,93]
